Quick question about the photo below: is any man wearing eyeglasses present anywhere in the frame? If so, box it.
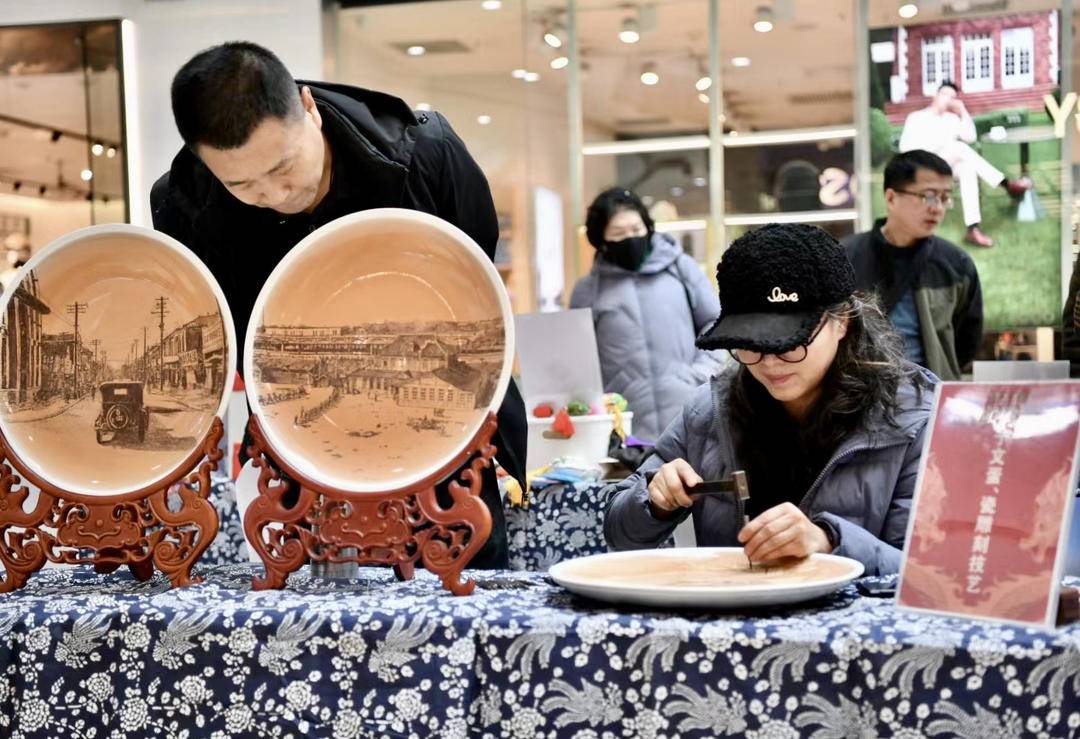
[898,82,1031,248]
[841,150,983,381]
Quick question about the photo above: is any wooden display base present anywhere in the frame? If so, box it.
[0,417,224,593]
[243,412,496,595]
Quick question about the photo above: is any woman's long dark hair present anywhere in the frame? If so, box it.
[730,292,927,465]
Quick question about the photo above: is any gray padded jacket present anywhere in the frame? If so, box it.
[570,232,727,440]
[604,366,937,576]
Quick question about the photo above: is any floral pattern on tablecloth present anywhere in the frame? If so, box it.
[201,478,251,567]
[1,565,1078,738]
[504,482,616,571]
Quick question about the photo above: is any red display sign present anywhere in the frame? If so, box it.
[898,382,1080,628]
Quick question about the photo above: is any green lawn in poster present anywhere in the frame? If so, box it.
[868,113,1060,330]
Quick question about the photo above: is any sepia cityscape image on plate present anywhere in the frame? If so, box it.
[0,228,231,495]
[247,210,513,493]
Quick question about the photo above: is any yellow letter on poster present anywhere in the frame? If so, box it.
[1045,92,1077,138]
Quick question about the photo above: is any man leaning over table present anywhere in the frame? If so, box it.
[150,41,525,568]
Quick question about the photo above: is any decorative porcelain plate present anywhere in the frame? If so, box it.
[549,548,865,608]
[244,209,514,494]
[0,225,236,495]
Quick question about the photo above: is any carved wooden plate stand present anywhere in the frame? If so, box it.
[243,412,496,595]
[0,417,224,592]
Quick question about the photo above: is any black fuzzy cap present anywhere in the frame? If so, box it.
[696,223,856,354]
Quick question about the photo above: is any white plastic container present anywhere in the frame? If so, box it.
[526,411,633,470]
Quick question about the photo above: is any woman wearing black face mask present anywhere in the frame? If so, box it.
[570,187,727,440]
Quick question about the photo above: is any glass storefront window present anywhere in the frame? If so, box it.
[0,20,129,259]
[335,0,570,312]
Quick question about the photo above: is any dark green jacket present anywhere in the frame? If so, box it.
[1064,256,1080,376]
[842,222,983,380]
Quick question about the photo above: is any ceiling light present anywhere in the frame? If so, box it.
[732,56,751,67]
[619,17,640,44]
[417,102,432,112]
[91,143,104,156]
[406,45,426,56]
[80,169,93,181]
[106,147,116,158]
[670,186,684,197]
[511,68,527,79]
[477,114,492,125]
[898,3,918,18]
[550,56,569,70]
[695,76,712,91]
[481,0,502,9]
[698,92,709,104]
[693,176,707,187]
[543,24,565,49]
[523,71,540,82]
[640,63,659,86]
[753,7,773,33]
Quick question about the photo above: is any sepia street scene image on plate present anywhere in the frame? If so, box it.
[249,213,511,491]
[0,231,229,494]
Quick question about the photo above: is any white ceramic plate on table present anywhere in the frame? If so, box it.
[549,547,865,608]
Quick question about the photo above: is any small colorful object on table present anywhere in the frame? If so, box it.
[551,407,576,437]
[532,402,554,418]
[566,400,591,416]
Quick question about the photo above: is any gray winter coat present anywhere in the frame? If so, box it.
[570,233,727,440]
[604,366,937,576]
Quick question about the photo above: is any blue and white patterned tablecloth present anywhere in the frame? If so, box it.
[504,481,614,571]
[1,563,1079,738]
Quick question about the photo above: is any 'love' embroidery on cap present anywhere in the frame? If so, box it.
[767,286,798,303]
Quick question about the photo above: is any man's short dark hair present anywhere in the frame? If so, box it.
[938,80,958,93]
[883,150,953,192]
[585,187,655,248]
[171,41,303,150]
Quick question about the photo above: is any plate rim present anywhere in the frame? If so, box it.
[0,223,238,496]
[242,207,515,494]
[549,547,866,598]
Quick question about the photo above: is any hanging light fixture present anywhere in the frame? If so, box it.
[753,6,774,33]
[898,3,918,19]
[619,17,641,44]
[695,59,711,91]
[543,22,566,49]
[640,62,659,86]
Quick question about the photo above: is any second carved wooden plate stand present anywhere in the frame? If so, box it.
[0,417,224,593]
[243,412,496,595]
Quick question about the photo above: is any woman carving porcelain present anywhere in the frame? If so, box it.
[569,187,726,441]
[604,223,937,577]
